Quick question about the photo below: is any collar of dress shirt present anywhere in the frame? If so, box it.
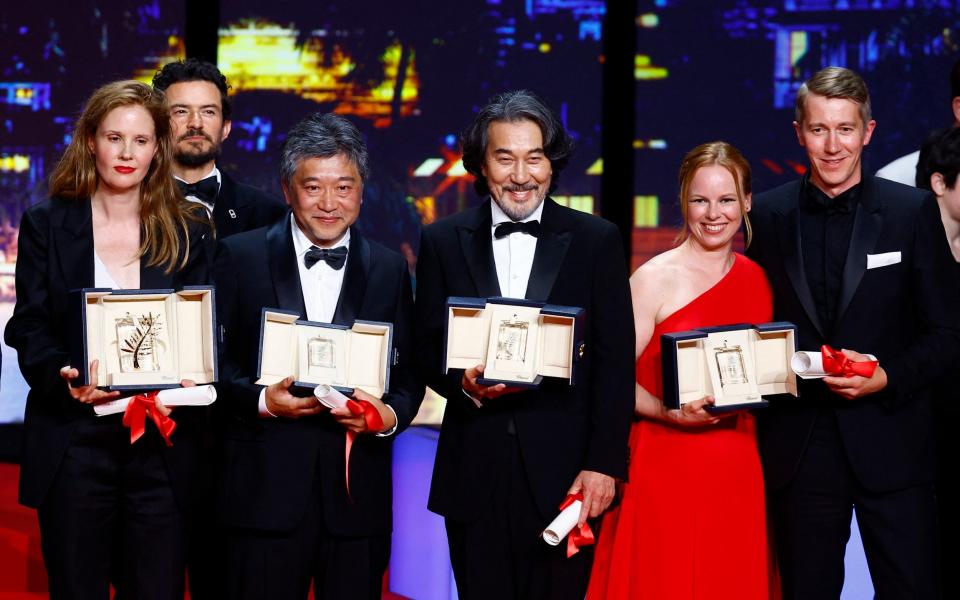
[489,197,545,231]
[290,213,350,259]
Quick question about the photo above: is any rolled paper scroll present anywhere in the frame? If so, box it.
[542,498,582,546]
[314,384,350,409]
[94,384,217,416]
[542,493,595,557]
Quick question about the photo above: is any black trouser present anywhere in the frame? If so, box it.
[224,474,390,600]
[38,416,185,600]
[770,411,939,599]
[445,433,592,600]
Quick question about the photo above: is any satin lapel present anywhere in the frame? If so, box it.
[266,218,307,315]
[331,231,368,326]
[457,202,501,297]
[53,200,95,291]
[837,179,883,323]
[775,204,825,337]
[525,199,571,302]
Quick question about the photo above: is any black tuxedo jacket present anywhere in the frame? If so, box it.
[212,170,287,239]
[5,198,211,509]
[213,216,422,535]
[415,198,636,521]
[747,175,960,492]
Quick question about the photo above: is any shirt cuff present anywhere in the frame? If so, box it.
[375,403,399,437]
[462,387,484,409]
[258,388,277,418]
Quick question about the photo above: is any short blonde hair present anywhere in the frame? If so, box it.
[795,66,872,126]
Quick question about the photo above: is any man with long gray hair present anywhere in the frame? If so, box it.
[213,112,423,599]
[415,90,635,599]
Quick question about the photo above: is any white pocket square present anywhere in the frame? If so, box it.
[867,251,901,269]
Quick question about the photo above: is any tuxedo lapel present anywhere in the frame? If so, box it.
[457,202,501,297]
[525,199,571,302]
[837,178,883,323]
[332,230,368,326]
[265,218,307,315]
[774,201,825,337]
[53,200,95,291]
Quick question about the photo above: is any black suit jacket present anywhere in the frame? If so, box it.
[747,175,960,492]
[415,198,635,521]
[213,216,422,535]
[212,169,287,239]
[4,198,211,509]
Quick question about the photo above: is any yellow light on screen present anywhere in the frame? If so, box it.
[447,160,467,176]
[634,195,659,227]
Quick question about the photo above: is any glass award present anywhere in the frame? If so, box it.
[714,340,747,388]
[496,314,529,364]
[307,335,336,375]
[117,311,162,372]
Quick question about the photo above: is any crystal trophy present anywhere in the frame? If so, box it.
[307,334,336,375]
[496,314,529,363]
[117,312,162,372]
[714,340,747,388]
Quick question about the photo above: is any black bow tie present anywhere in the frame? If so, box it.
[494,220,541,239]
[304,245,348,270]
[176,176,219,205]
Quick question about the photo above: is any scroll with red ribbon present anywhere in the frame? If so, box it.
[542,492,595,558]
[791,346,878,379]
[121,391,177,447]
[343,398,384,500]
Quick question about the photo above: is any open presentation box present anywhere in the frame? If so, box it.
[660,322,798,414]
[443,296,585,389]
[70,286,217,391]
[255,308,394,398]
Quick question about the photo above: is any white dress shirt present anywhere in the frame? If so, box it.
[291,215,349,323]
[491,199,544,299]
[463,199,544,408]
[174,165,221,214]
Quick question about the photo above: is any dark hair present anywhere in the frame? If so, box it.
[461,89,574,196]
[280,113,369,186]
[917,127,960,190]
[152,58,232,118]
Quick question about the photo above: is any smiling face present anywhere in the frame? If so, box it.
[165,80,231,169]
[282,153,362,247]
[481,119,552,221]
[87,104,158,196]
[794,93,876,197]
[685,164,750,251]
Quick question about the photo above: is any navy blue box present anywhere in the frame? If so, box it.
[443,296,585,389]
[255,308,394,398]
[660,321,797,414]
[69,286,218,392]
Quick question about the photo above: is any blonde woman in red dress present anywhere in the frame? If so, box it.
[587,141,775,600]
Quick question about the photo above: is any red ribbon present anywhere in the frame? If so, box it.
[342,398,385,499]
[121,392,177,447]
[821,345,878,378]
[558,492,595,558]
